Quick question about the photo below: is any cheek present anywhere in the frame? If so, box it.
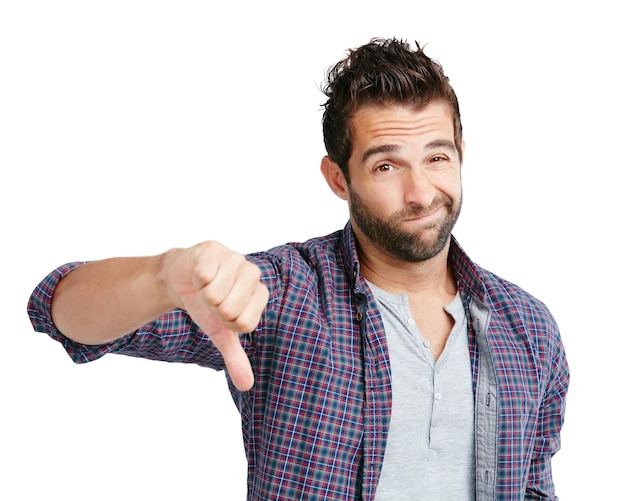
[350,185,395,217]
[436,171,462,198]
[450,179,463,199]
[365,186,405,214]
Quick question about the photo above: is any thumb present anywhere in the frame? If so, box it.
[210,328,254,391]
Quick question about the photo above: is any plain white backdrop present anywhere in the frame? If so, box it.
[2,1,623,499]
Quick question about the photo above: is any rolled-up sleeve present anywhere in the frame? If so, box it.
[26,262,228,370]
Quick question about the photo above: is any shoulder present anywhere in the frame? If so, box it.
[473,263,570,399]
[247,229,344,270]
[451,238,557,332]
[452,237,564,362]
[244,229,348,299]
[475,265,566,370]
[480,266,554,323]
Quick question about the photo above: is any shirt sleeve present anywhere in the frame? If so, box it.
[525,323,570,500]
[26,261,227,370]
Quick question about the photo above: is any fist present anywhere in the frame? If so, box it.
[163,241,269,390]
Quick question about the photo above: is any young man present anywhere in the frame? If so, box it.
[27,38,569,500]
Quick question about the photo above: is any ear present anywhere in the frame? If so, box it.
[320,156,349,201]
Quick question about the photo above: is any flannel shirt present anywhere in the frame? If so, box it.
[27,222,569,500]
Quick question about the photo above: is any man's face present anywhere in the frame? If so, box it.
[345,101,463,263]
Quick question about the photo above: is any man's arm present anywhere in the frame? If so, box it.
[49,240,269,391]
[525,330,570,499]
[51,255,171,345]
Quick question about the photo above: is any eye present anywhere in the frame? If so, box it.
[430,155,447,163]
[374,163,394,173]
[428,155,452,167]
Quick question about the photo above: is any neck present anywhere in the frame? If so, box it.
[356,234,456,298]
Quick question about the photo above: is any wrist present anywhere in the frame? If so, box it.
[157,248,184,311]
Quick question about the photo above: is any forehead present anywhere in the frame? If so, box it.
[350,101,455,149]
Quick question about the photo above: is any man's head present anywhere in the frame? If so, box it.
[322,37,463,182]
[320,38,464,264]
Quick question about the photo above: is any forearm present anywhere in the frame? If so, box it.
[51,253,175,345]
[39,240,267,391]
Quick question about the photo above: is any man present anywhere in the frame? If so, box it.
[27,38,569,500]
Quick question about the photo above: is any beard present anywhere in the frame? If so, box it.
[348,188,462,263]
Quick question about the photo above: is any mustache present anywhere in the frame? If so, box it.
[395,195,453,219]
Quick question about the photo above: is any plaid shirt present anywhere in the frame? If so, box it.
[28,222,569,500]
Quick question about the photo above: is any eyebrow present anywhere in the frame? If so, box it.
[360,144,399,165]
[360,139,457,165]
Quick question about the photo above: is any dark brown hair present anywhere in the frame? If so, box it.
[321,38,463,180]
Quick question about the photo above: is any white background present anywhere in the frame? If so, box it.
[1,1,624,499]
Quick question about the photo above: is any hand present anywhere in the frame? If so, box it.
[162,241,269,391]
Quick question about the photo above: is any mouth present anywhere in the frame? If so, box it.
[404,205,445,223]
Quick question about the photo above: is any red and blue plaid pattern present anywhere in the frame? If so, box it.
[27,222,568,500]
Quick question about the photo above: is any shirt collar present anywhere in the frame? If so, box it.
[340,221,364,292]
[340,220,487,300]
[448,236,487,301]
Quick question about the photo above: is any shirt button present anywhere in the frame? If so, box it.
[435,392,442,400]
[407,318,415,325]
[423,340,430,348]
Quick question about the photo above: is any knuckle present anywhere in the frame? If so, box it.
[217,302,239,323]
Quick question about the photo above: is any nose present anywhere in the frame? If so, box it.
[403,168,436,208]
